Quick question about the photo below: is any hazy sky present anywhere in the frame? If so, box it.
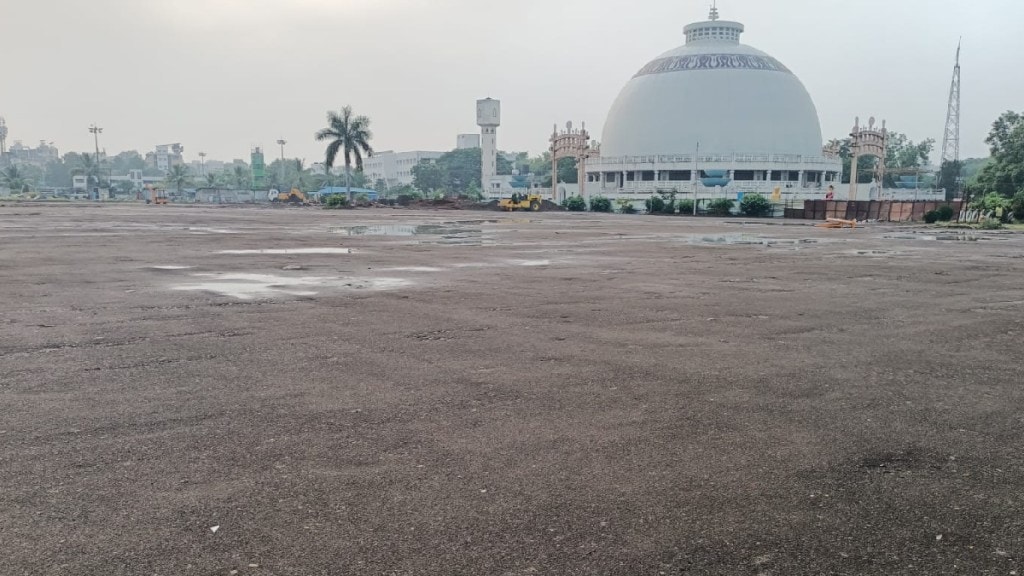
[4,0,1021,163]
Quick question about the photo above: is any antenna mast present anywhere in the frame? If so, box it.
[939,41,962,200]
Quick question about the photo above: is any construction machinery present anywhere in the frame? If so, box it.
[499,193,543,212]
[270,188,308,205]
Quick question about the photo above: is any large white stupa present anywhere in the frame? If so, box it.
[586,6,842,202]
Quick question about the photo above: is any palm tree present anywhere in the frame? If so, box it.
[315,106,374,198]
[1,165,30,193]
[205,172,217,187]
[165,164,190,195]
[76,153,101,187]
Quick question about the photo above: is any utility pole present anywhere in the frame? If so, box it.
[693,141,700,215]
[198,152,207,177]
[89,124,103,199]
[276,139,287,186]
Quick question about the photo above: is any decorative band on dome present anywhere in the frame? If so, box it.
[634,54,792,78]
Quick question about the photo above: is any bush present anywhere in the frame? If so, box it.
[935,204,955,222]
[923,210,940,224]
[971,192,1010,213]
[616,199,637,214]
[353,193,371,206]
[676,199,694,215]
[324,195,349,209]
[589,196,612,212]
[706,198,735,216]
[1010,190,1024,221]
[564,195,587,211]
[395,194,416,206]
[739,193,772,217]
[644,196,665,213]
[980,218,1004,230]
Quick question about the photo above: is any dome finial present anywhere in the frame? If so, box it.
[709,1,720,21]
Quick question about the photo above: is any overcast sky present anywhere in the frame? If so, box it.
[4,0,1020,164]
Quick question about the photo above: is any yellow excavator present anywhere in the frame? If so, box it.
[271,188,308,205]
[499,192,543,212]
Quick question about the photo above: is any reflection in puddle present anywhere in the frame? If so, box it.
[218,248,353,255]
[171,272,411,300]
[330,222,495,246]
[150,265,193,270]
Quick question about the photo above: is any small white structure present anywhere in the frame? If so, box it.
[456,134,481,150]
[364,150,445,189]
[476,98,501,192]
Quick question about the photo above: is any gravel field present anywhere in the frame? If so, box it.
[1,203,1022,575]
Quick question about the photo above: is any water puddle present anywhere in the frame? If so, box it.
[883,232,982,242]
[851,250,894,256]
[150,265,194,270]
[171,272,411,300]
[509,259,551,267]
[217,248,353,255]
[375,266,444,273]
[329,222,496,246]
[685,234,819,247]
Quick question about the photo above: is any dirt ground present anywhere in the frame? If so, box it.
[1,203,1022,575]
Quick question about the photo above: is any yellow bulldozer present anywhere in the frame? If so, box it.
[499,192,543,212]
[271,188,308,205]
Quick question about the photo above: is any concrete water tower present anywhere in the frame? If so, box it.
[476,98,500,192]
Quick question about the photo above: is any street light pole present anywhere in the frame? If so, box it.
[89,124,103,199]
[276,139,287,186]
[198,152,207,177]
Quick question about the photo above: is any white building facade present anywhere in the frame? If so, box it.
[586,8,842,204]
[364,150,444,188]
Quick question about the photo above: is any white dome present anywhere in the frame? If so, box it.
[601,15,824,159]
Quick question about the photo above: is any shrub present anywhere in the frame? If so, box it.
[589,196,612,212]
[616,199,637,214]
[706,198,735,216]
[396,194,416,206]
[353,193,371,206]
[739,193,772,217]
[1010,190,1024,221]
[564,195,587,211]
[971,192,1010,213]
[644,196,665,213]
[676,199,694,215]
[324,195,349,209]
[935,205,955,222]
[980,218,1004,230]
[923,210,940,224]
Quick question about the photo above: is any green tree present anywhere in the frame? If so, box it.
[1,165,31,193]
[115,180,136,196]
[44,158,71,188]
[315,106,374,198]
[109,151,146,173]
[294,158,308,191]
[233,166,251,189]
[411,160,446,193]
[76,153,102,187]
[205,173,217,187]
[164,164,191,194]
[976,111,1024,198]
